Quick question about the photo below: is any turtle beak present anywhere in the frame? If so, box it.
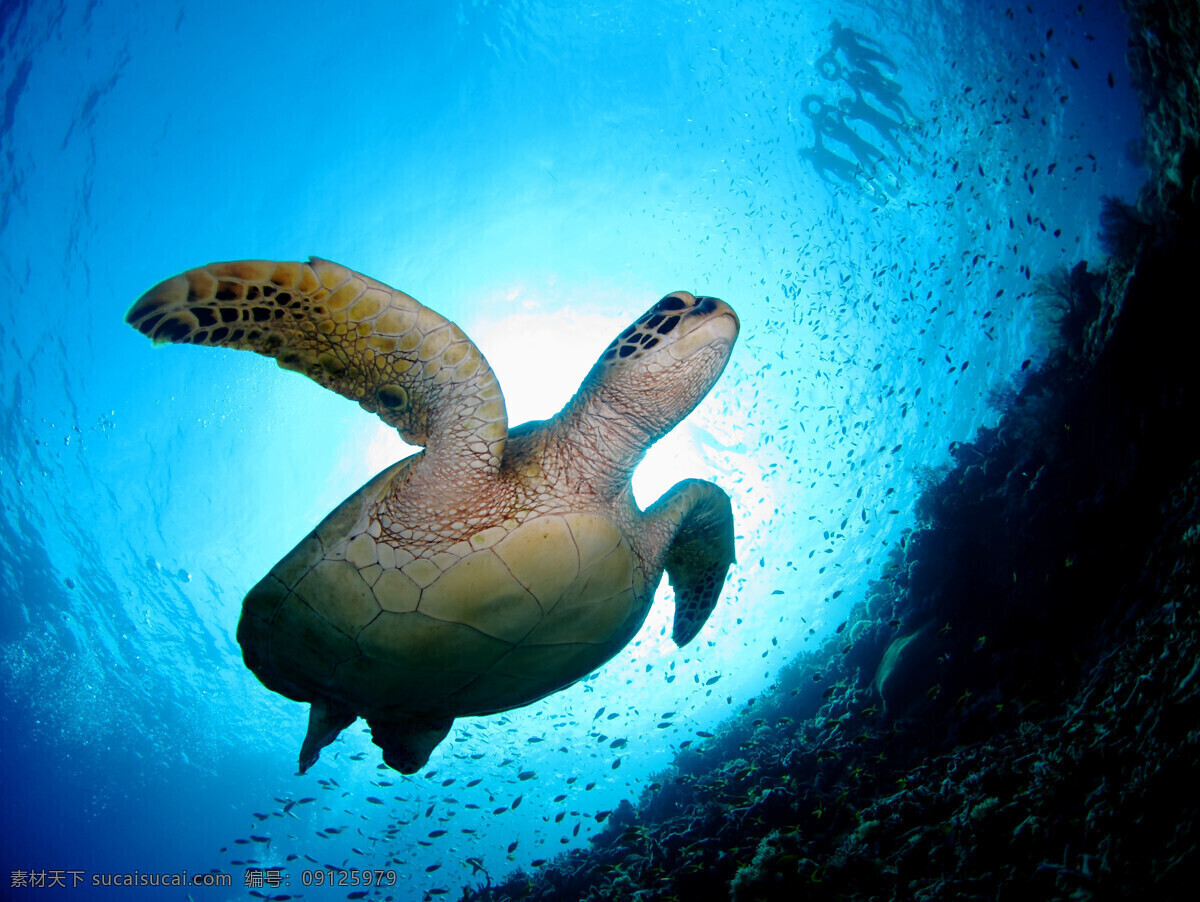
[668,296,739,361]
[697,297,739,343]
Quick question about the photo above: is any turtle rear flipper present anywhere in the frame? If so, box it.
[298,694,356,775]
[648,479,736,647]
[367,714,454,774]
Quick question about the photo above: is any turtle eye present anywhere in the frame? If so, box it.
[656,295,688,311]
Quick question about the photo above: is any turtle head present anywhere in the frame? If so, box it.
[578,292,739,447]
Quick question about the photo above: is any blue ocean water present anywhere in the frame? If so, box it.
[0,0,1143,899]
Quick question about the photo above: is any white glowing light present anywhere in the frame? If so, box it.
[363,421,412,475]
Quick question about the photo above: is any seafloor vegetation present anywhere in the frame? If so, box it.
[461,1,1200,899]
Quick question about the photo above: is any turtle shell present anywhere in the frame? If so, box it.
[237,456,650,721]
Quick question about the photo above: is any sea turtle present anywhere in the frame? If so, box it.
[127,258,739,774]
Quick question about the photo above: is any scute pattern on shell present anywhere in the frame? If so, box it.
[244,501,645,719]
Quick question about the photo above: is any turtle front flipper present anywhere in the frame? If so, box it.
[126,258,508,476]
[646,479,736,646]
